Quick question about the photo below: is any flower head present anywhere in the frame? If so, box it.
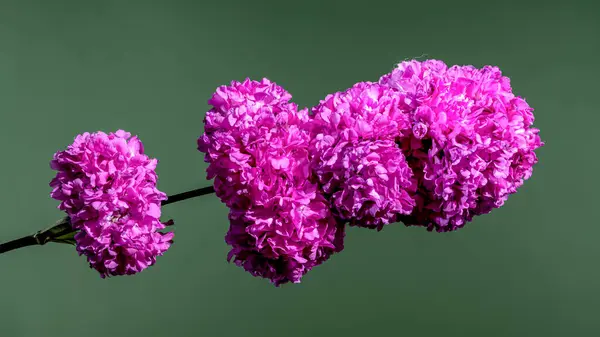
[310,82,411,142]
[310,82,416,229]
[198,78,306,209]
[380,60,544,231]
[226,194,345,286]
[50,130,173,277]
[199,79,345,285]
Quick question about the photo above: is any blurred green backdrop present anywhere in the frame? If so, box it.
[0,0,598,336]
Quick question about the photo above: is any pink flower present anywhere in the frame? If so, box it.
[198,78,304,209]
[309,82,416,229]
[226,194,345,286]
[50,130,173,277]
[199,79,345,285]
[310,82,411,142]
[379,59,447,107]
[380,60,544,231]
[311,137,415,229]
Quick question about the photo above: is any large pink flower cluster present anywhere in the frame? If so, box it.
[199,60,543,284]
[199,79,345,286]
[50,130,173,277]
[379,60,543,231]
[310,82,416,229]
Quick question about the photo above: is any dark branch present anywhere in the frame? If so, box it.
[162,186,215,206]
[0,186,216,255]
[0,235,39,254]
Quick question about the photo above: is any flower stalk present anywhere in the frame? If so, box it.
[0,186,215,255]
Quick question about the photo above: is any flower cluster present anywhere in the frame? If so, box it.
[50,130,173,277]
[37,59,541,285]
[379,60,543,231]
[199,79,345,286]
[198,78,297,209]
[198,60,542,284]
[309,82,416,229]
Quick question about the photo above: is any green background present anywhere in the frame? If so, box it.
[0,0,598,336]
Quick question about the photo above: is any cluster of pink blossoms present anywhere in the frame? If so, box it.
[199,60,543,285]
[50,130,173,277]
[379,60,543,231]
[309,82,416,230]
[199,79,345,286]
[42,59,541,285]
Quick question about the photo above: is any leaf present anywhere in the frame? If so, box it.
[51,230,77,246]
[33,216,77,245]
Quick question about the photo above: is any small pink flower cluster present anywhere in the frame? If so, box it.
[199,60,543,285]
[50,130,173,277]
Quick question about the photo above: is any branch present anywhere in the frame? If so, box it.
[0,186,216,255]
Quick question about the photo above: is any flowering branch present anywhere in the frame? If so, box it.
[0,186,216,255]
[0,59,543,285]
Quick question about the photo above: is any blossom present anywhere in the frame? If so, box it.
[311,136,416,229]
[310,82,416,229]
[199,78,345,285]
[379,59,448,107]
[226,194,345,286]
[50,130,173,277]
[310,81,411,142]
[198,78,303,209]
[380,60,543,231]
